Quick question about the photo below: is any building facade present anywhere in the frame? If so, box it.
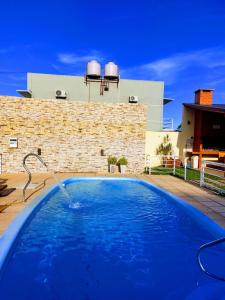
[182,89,225,166]
[18,73,165,131]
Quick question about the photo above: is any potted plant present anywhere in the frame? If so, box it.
[117,156,128,174]
[107,156,117,173]
[156,135,174,167]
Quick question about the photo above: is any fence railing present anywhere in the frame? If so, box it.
[200,161,225,194]
[145,155,185,176]
[145,155,225,195]
[163,118,174,131]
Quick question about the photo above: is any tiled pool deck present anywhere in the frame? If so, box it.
[0,173,225,235]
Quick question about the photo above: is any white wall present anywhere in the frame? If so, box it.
[145,131,180,155]
[145,131,180,167]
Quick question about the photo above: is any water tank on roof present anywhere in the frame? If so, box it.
[104,62,119,80]
[86,60,101,79]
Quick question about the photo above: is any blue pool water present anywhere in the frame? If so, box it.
[0,178,225,299]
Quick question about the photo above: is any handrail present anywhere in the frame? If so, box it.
[197,237,225,281]
[204,161,225,167]
[200,160,225,193]
[145,154,180,176]
[23,153,47,201]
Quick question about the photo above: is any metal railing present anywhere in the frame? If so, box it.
[200,161,225,194]
[163,118,174,131]
[23,153,47,201]
[145,154,184,176]
[145,155,225,195]
[197,237,225,281]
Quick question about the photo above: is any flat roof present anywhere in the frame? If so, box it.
[183,103,225,113]
[16,90,32,98]
[163,98,173,105]
[27,72,164,84]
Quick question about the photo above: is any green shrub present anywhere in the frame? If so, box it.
[156,134,173,156]
[107,156,117,165]
[117,156,128,166]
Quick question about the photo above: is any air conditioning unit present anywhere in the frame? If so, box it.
[55,89,67,99]
[129,95,139,103]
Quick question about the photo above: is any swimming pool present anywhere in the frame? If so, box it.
[0,177,225,299]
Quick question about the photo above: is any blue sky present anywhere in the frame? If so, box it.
[1,0,225,127]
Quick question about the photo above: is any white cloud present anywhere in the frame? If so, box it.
[121,47,225,86]
[57,50,105,65]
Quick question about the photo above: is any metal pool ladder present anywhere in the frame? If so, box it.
[197,237,225,281]
[23,153,47,201]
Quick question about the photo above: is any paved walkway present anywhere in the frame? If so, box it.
[0,173,225,235]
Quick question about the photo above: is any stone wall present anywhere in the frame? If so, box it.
[0,96,146,173]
